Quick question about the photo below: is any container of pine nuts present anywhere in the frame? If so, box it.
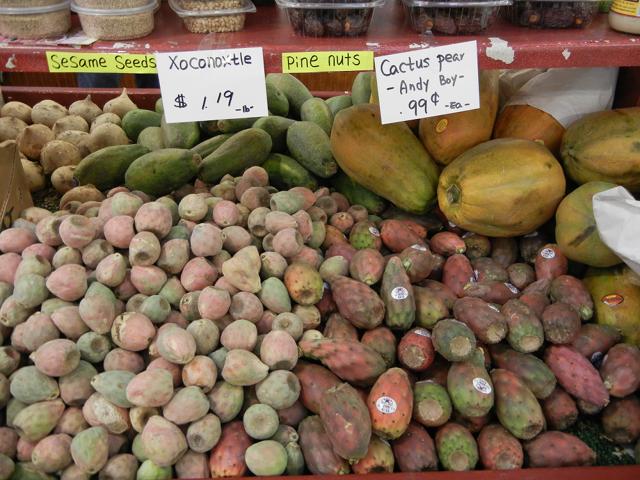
[169,0,256,33]
[0,0,71,39]
[70,0,157,40]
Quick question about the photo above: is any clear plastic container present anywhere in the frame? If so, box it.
[74,0,151,8]
[0,1,71,39]
[70,0,156,40]
[403,0,511,34]
[505,0,599,28]
[275,0,386,37]
[169,0,256,33]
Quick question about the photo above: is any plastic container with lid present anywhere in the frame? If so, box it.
[70,0,157,40]
[505,0,599,28]
[275,0,386,37]
[609,0,640,33]
[0,1,71,39]
[169,0,256,33]
[402,0,511,34]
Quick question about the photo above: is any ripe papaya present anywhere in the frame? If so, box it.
[438,138,566,237]
[560,107,640,192]
[493,104,565,154]
[555,181,621,268]
[331,104,439,214]
[583,265,640,346]
[419,71,499,166]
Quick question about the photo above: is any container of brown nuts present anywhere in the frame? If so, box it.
[505,0,599,28]
[169,0,256,33]
[402,0,511,34]
[0,0,71,39]
[275,0,386,37]
[70,0,157,40]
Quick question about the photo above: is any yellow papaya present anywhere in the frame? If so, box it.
[438,138,565,237]
[555,181,621,268]
[419,71,499,166]
[331,104,439,214]
[493,104,565,155]
[561,107,640,192]
[583,266,640,346]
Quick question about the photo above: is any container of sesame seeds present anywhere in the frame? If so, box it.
[169,0,256,33]
[70,0,157,40]
[0,0,71,39]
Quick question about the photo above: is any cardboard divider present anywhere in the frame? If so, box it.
[0,140,33,232]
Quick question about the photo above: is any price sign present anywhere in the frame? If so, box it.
[46,52,156,74]
[374,41,480,125]
[156,48,269,123]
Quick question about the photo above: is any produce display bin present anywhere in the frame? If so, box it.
[169,0,257,33]
[70,0,157,40]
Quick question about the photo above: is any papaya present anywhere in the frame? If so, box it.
[74,144,149,190]
[198,128,272,183]
[287,121,337,178]
[555,181,621,268]
[493,104,565,155]
[583,265,640,346]
[122,109,162,141]
[560,107,640,191]
[253,116,295,153]
[266,82,290,117]
[419,71,499,166]
[352,72,373,105]
[266,73,312,118]
[125,148,200,196]
[190,133,233,159]
[262,153,318,191]
[161,116,200,149]
[437,138,566,237]
[326,96,352,117]
[332,172,387,215]
[331,104,439,214]
[137,126,165,151]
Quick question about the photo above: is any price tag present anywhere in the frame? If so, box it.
[46,52,157,74]
[282,51,374,74]
[374,41,480,125]
[156,48,269,123]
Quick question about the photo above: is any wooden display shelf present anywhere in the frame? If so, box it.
[0,2,639,73]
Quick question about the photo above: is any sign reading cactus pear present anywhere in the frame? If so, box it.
[156,48,269,123]
[374,41,480,125]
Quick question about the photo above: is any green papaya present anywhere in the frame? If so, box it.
[301,98,333,135]
[332,172,387,215]
[74,144,149,190]
[198,128,272,183]
[253,116,295,153]
[352,72,373,105]
[161,116,200,149]
[217,117,259,133]
[125,148,200,196]
[190,134,233,158]
[122,109,162,141]
[267,82,290,117]
[137,127,165,151]
[266,73,312,118]
[263,153,318,191]
[331,104,439,214]
[287,121,337,179]
[326,95,353,117]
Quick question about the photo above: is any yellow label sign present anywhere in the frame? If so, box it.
[46,52,157,74]
[282,51,374,74]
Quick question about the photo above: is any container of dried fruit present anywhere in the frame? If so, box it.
[505,0,599,28]
[169,0,256,33]
[70,0,157,40]
[275,0,386,37]
[0,0,71,39]
[402,0,512,34]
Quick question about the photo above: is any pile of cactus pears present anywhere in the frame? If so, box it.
[0,163,638,480]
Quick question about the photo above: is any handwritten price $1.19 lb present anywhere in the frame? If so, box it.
[172,90,255,114]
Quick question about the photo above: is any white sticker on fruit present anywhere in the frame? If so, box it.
[448,221,457,228]
[376,396,397,414]
[540,248,556,259]
[323,282,329,291]
[374,41,480,124]
[462,232,473,239]
[156,48,268,123]
[414,328,431,337]
[391,286,409,300]
[369,226,380,237]
[473,378,492,395]
[488,304,500,312]
[523,231,539,238]
[591,351,604,365]
[504,283,519,294]
[412,244,427,252]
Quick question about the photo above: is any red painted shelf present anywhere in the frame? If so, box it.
[0,2,639,73]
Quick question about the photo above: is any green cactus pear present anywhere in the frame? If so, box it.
[432,319,477,362]
[70,427,109,474]
[141,416,187,468]
[13,399,65,442]
[490,343,557,399]
[207,381,244,422]
[413,380,452,428]
[10,366,59,404]
[447,348,494,418]
[381,256,415,330]
[136,459,171,480]
[435,423,479,471]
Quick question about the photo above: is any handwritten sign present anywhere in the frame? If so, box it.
[46,52,156,73]
[374,41,479,125]
[282,51,374,73]
[156,48,268,124]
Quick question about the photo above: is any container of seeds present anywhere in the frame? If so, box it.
[275,0,386,37]
[403,0,511,34]
[70,0,157,40]
[505,0,599,28]
[0,0,71,39]
[169,0,256,33]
